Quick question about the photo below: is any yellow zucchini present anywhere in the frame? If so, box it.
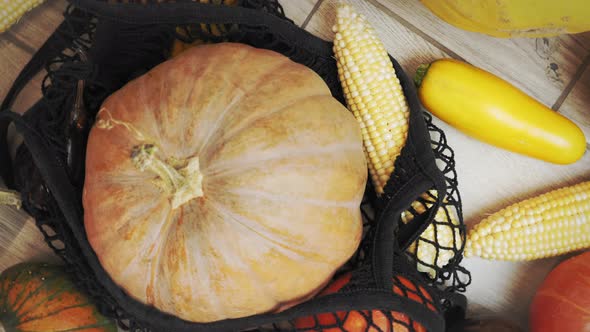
[420,0,590,38]
[415,59,586,164]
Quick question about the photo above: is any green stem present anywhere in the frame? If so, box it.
[132,144,185,192]
[131,144,203,209]
[0,189,21,210]
[414,63,432,87]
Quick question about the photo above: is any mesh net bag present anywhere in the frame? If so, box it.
[0,1,470,331]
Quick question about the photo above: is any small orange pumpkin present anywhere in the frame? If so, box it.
[530,250,590,332]
[293,272,436,332]
[0,262,116,332]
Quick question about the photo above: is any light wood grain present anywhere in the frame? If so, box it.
[305,0,449,76]
[461,256,562,327]
[0,0,66,114]
[0,206,60,272]
[0,178,59,272]
[0,37,42,113]
[279,0,318,27]
[303,1,590,330]
[373,0,590,126]
[2,0,318,114]
[0,0,67,276]
[572,31,590,49]
[0,1,588,331]
[5,0,67,51]
[425,75,589,330]
[558,62,590,144]
[429,117,590,225]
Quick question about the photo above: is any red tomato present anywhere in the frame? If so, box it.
[293,273,436,332]
[530,250,590,332]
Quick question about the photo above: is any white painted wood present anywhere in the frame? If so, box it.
[374,0,590,144]
[374,0,590,106]
[306,2,590,330]
[279,0,318,27]
[0,184,59,273]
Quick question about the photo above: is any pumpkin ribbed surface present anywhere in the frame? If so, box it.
[0,263,116,332]
[83,43,367,323]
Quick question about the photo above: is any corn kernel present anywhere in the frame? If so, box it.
[465,181,590,261]
[332,3,409,195]
[1,0,44,33]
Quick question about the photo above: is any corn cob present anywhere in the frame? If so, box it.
[465,181,590,261]
[401,191,462,278]
[332,3,410,195]
[0,0,44,33]
[333,4,462,275]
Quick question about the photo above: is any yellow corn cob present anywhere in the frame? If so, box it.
[0,0,44,33]
[333,4,461,274]
[333,4,461,275]
[401,191,462,278]
[332,3,410,195]
[465,181,590,261]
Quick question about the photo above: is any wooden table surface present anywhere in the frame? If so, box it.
[1,1,589,330]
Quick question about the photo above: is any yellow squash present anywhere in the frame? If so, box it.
[415,59,586,164]
[420,0,590,38]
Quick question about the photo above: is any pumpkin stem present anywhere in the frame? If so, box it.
[131,144,204,209]
[0,189,21,209]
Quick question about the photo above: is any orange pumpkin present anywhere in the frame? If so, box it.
[530,250,590,332]
[83,43,367,323]
[293,272,436,332]
[0,263,116,332]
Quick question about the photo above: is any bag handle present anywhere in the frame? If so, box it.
[0,4,452,326]
[68,0,333,57]
[372,55,448,291]
[0,8,89,188]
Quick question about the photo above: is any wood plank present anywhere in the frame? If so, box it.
[6,0,67,51]
[304,0,449,76]
[304,0,590,224]
[0,205,60,272]
[0,36,44,114]
[431,104,589,328]
[0,39,30,85]
[373,0,590,110]
[279,0,318,27]
[303,2,590,330]
[436,117,590,225]
[0,0,65,114]
[426,114,590,329]
[9,74,45,114]
[461,256,564,327]
[0,2,586,331]
[2,0,314,113]
[558,62,590,143]
[0,39,54,273]
[6,0,312,49]
[572,31,590,48]
[0,171,59,272]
